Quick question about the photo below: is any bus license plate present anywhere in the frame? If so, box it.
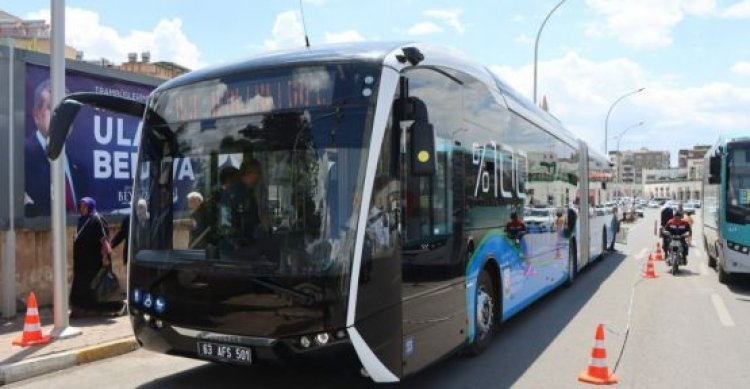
[196,342,252,365]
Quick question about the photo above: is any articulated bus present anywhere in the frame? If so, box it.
[703,135,750,284]
[48,42,615,382]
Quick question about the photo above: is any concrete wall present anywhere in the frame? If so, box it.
[2,221,191,312]
[3,225,127,311]
[643,180,702,200]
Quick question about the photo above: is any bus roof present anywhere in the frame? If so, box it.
[156,41,404,93]
[153,41,590,154]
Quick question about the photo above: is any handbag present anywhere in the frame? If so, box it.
[90,265,121,303]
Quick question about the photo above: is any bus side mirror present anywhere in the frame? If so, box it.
[47,92,148,160]
[47,98,84,160]
[708,155,721,184]
[399,97,435,176]
[409,118,436,176]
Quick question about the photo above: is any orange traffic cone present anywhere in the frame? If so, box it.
[643,255,658,279]
[12,292,51,347]
[578,324,619,385]
[654,242,664,261]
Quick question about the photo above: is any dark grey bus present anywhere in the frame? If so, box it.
[48,42,615,383]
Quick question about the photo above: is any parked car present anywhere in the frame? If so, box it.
[683,202,697,215]
[524,208,556,232]
[647,200,660,208]
[635,204,645,217]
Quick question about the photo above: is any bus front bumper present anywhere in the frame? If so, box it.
[129,310,359,369]
[721,246,750,274]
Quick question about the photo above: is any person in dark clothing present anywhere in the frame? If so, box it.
[111,199,153,264]
[505,213,527,242]
[219,160,265,259]
[660,205,675,252]
[70,197,122,317]
[660,205,674,228]
[663,211,692,264]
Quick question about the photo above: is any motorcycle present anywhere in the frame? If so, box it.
[664,233,688,275]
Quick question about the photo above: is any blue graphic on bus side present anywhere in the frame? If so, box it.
[464,228,570,343]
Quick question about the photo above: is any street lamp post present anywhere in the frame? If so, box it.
[50,0,81,339]
[533,0,567,104]
[613,121,645,199]
[604,87,645,155]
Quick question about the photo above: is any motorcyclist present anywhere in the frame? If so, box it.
[505,212,527,243]
[662,210,691,265]
[659,203,675,253]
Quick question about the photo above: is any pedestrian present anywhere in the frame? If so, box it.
[609,206,620,251]
[554,210,566,259]
[684,211,694,246]
[70,197,122,318]
[187,191,211,248]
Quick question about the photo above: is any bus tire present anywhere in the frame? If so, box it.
[565,241,577,288]
[467,270,497,356]
[718,261,731,284]
[705,239,716,268]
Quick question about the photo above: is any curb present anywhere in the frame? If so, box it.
[0,337,138,385]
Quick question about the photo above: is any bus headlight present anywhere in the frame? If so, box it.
[727,240,750,253]
[155,297,166,314]
[299,336,312,348]
[315,333,330,345]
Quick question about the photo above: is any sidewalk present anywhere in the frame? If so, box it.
[0,307,137,385]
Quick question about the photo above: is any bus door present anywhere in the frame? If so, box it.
[578,141,591,267]
[398,69,468,375]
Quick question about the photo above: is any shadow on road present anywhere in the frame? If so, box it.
[399,252,627,388]
[136,253,627,389]
[137,361,374,389]
[726,274,750,296]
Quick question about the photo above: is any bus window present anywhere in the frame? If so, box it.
[400,69,460,246]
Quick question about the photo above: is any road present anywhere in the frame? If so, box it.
[9,209,750,388]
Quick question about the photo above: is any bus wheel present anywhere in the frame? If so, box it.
[705,239,716,268]
[718,261,731,284]
[467,270,497,356]
[565,242,577,287]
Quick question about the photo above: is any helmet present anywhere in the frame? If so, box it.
[675,211,684,217]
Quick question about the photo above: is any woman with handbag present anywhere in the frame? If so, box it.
[70,197,122,318]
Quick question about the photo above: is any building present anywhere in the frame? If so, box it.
[609,147,670,184]
[678,145,710,168]
[687,157,704,181]
[115,52,190,80]
[0,10,78,59]
[1,11,188,80]
[642,168,688,183]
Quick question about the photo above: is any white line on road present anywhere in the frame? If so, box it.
[635,247,649,260]
[711,293,736,327]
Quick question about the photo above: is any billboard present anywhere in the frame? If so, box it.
[24,63,155,217]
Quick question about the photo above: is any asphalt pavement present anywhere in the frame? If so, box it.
[8,209,750,388]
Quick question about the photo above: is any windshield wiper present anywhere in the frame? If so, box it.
[247,277,316,306]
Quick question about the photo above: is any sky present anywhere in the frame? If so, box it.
[3,0,750,166]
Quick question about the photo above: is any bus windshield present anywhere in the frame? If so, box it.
[131,63,380,280]
[727,143,750,224]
